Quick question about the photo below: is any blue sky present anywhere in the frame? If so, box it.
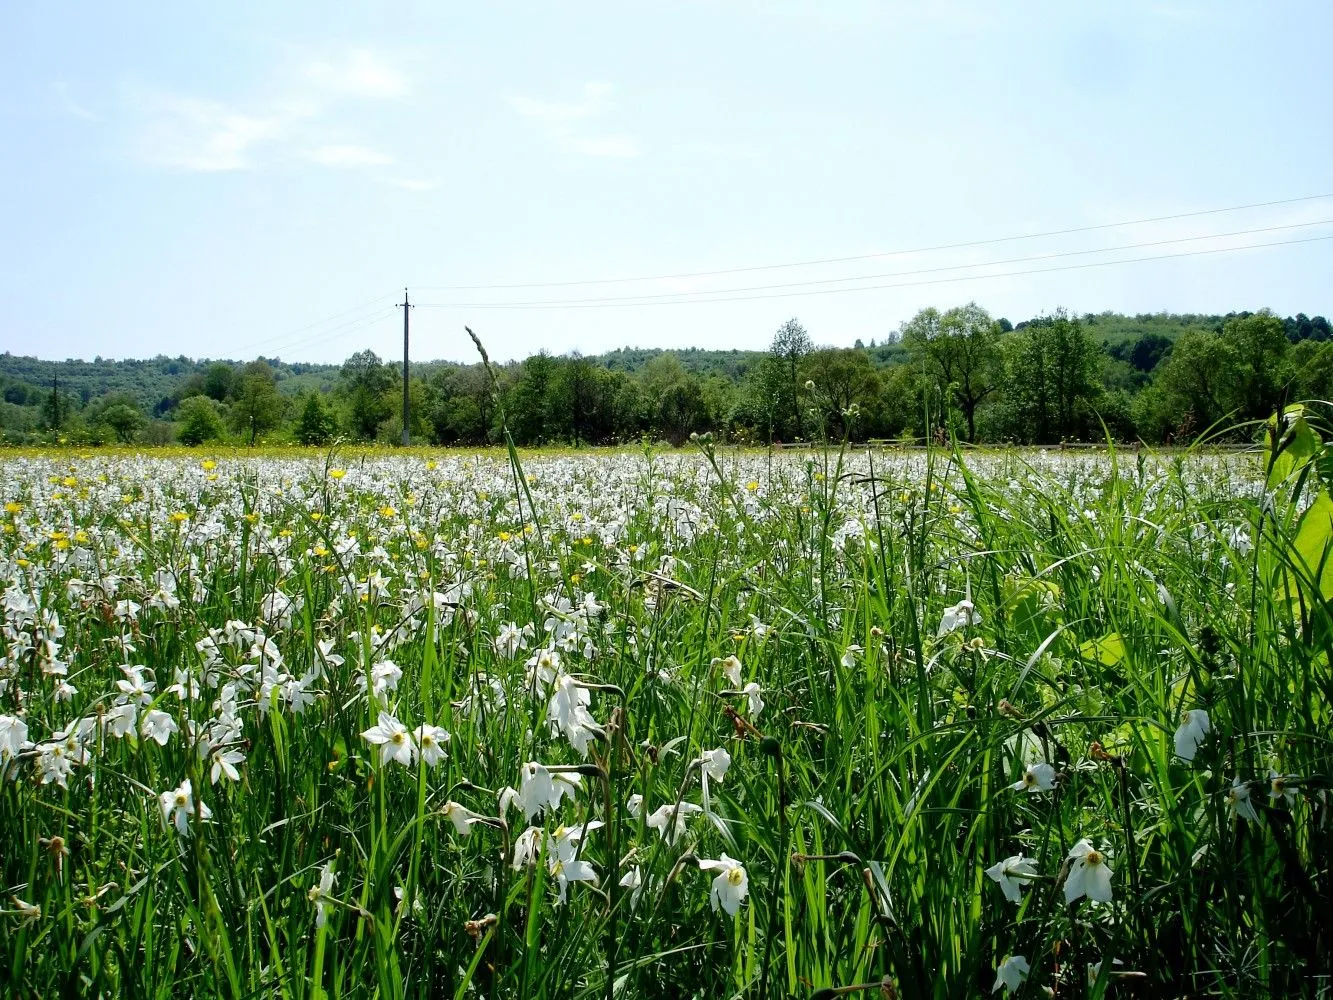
[2,2,1331,364]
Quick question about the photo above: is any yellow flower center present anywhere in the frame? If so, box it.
[1085,850,1104,867]
[726,867,745,886]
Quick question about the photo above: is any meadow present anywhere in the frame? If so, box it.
[1,430,1331,998]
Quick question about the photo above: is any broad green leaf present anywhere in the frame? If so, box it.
[1284,489,1333,603]
[1080,631,1125,666]
[1266,404,1322,490]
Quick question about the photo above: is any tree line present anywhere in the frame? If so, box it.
[1,305,1330,447]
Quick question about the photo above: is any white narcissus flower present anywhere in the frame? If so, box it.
[840,644,863,669]
[1063,839,1113,903]
[516,761,581,821]
[1011,762,1057,793]
[699,854,749,916]
[626,793,644,819]
[0,714,30,762]
[308,862,336,928]
[645,801,703,844]
[1268,770,1298,805]
[985,855,1038,904]
[105,702,137,739]
[1174,708,1210,761]
[1228,776,1259,823]
[159,778,212,836]
[414,724,450,768]
[548,822,602,904]
[713,655,743,687]
[938,599,981,637]
[992,955,1029,994]
[741,682,764,718]
[619,865,644,909]
[141,709,178,746]
[441,800,484,836]
[361,711,415,768]
[210,748,245,784]
[700,747,731,784]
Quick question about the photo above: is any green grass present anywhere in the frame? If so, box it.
[0,432,1329,998]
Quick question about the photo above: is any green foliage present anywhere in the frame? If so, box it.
[294,393,337,445]
[2,307,1331,448]
[229,361,285,445]
[177,395,227,446]
[339,350,398,440]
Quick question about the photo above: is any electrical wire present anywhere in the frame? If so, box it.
[414,219,1333,309]
[412,192,1333,291]
[414,233,1333,311]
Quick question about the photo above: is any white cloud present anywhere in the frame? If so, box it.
[128,92,299,171]
[305,50,409,99]
[122,48,409,173]
[305,144,394,168]
[510,82,640,159]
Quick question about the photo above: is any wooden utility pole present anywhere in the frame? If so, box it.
[397,288,413,446]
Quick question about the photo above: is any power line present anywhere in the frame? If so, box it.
[414,233,1333,311]
[244,307,397,360]
[217,293,396,358]
[415,219,1333,309]
[413,192,1333,291]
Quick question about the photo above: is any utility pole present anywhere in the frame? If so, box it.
[396,288,413,446]
[51,372,61,430]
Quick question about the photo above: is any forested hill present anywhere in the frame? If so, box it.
[1,308,1329,447]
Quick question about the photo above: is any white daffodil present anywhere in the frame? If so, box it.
[619,865,645,909]
[992,955,1029,994]
[699,854,749,916]
[741,682,764,718]
[938,599,981,637]
[104,702,137,740]
[1011,762,1057,793]
[0,714,30,764]
[700,747,731,784]
[713,655,743,687]
[840,644,863,669]
[1228,776,1259,823]
[308,862,336,927]
[159,778,212,836]
[516,761,581,821]
[1064,839,1113,903]
[626,793,644,818]
[985,855,1038,904]
[441,800,485,836]
[699,746,732,812]
[361,711,415,768]
[1268,770,1298,806]
[646,801,703,844]
[548,822,602,904]
[414,724,450,768]
[210,748,245,784]
[140,709,178,747]
[548,672,600,758]
[1173,708,1210,762]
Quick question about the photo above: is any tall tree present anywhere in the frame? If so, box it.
[902,302,1001,441]
[338,350,396,440]
[230,360,284,445]
[769,318,813,439]
[1004,309,1101,442]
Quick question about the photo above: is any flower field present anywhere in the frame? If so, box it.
[2,438,1331,998]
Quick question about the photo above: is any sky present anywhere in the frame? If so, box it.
[2,1,1331,364]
